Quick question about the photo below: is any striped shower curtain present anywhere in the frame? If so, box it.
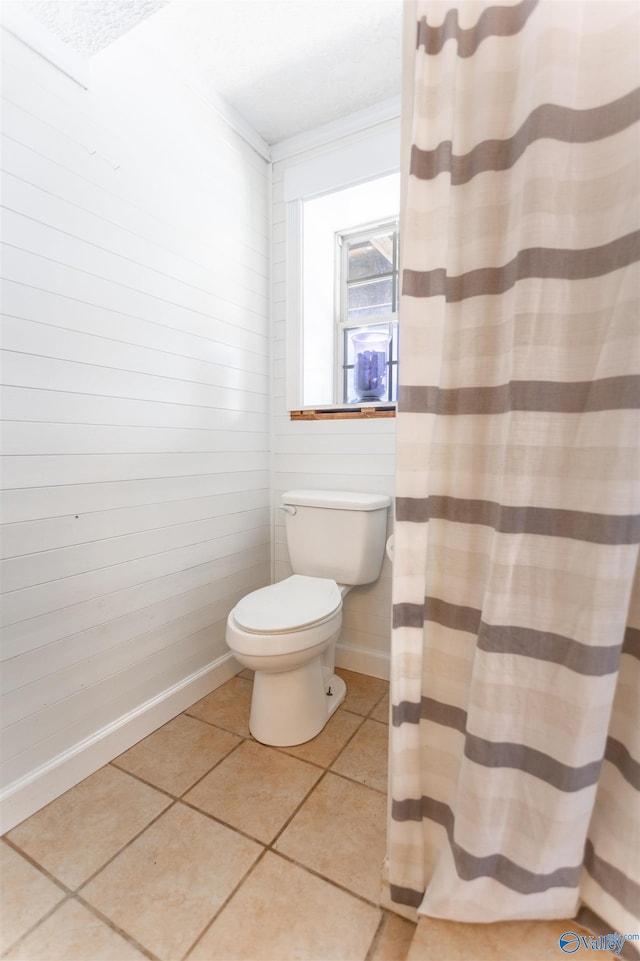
[389,0,639,945]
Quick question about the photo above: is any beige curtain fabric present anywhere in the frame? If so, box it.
[389,0,640,943]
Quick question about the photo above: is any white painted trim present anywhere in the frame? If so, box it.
[282,123,401,204]
[285,199,304,411]
[183,82,272,163]
[335,643,390,682]
[134,37,272,163]
[271,96,401,164]
[0,653,241,834]
[0,7,90,89]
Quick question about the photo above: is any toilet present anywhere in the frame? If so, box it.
[225,489,390,746]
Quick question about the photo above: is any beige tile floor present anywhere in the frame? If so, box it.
[407,916,617,961]
[1,669,416,961]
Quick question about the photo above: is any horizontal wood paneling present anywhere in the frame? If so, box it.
[0,27,271,799]
[1,282,269,375]
[2,562,267,695]
[1,315,269,389]
[1,387,269,431]
[1,507,270,592]
[2,546,270,661]
[1,470,270,524]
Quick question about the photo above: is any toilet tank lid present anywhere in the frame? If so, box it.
[282,490,391,511]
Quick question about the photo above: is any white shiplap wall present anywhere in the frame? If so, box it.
[271,122,400,680]
[0,27,271,830]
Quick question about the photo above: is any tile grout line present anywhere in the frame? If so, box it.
[2,795,178,960]
[1,834,162,961]
[364,910,392,961]
[178,674,391,956]
[0,838,74,960]
[74,893,161,961]
[4,673,390,960]
[178,847,271,961]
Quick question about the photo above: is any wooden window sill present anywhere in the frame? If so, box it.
[290,406,396,421]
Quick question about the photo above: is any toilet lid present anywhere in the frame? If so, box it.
[233,575,341,634]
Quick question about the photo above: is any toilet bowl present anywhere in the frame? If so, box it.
[225,489,390,747]
[226,575,347,745]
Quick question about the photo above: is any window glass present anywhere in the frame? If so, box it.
[298,173,400,409]
[339,222,399,404]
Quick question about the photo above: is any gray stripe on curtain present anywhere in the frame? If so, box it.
[623,626,640,659]
[392,596,625,675]
[392,795,584,893]
[410,90,640,183]
[398,375,640,415]
[583,839,640,918]
[390,800,640,911]
[390,0,639,928]
[403,232,640,301]
[604,738,640,791]
[389,883,424,910]
[395,496,640,544]
[416,0,538,56]
[392,698,637,789]
[465,734,603,792]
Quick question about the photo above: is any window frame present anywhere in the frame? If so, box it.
[334,218,400,407]
[283,165,401,416]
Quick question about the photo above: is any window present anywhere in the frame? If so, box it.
[338,221,399,405]
[288,172,400,413]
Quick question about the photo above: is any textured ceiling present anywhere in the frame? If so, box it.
[15,0,403,146]
[19,0,169,54]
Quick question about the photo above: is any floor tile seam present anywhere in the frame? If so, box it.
[342,705,377,721]
[178,794,271,850]
[1,835,72,897]
[1,882,158,961]
[182,755,328,849]
[268,846,386,914]
[169,733,248,799]
[266,766,330,848]
[364,713,390,729]
[270,711,365,769]
[324,712,375,772]
[364,910,393,961]
[181,760,328,849]
[271,741,343,769]
[177,846,270,961]
[0,888,74,959]
[109,760,183,802]
[181,709,249,740]
[366,688,391,720]
[327,714,389,791]
[75,797,179,896]
[72,892,161,961]
[326,765,388,797]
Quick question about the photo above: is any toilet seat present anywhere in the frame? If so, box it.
[232,574,341,634]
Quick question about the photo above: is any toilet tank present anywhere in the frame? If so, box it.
[282,490,391,585]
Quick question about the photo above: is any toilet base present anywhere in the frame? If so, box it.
[249,659,346,747]
[325,672,346,721]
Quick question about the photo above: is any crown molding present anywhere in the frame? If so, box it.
[0,4,90,89]
[0,6,399,170]
[193,86,273,164]
[270,96,401,164]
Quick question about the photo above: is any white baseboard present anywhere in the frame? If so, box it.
[0,653,240,835]
[335,643,390,681]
